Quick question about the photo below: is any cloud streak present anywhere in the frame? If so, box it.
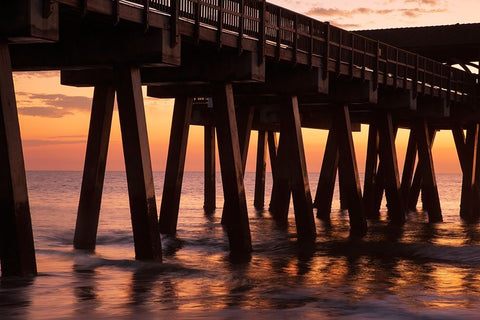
[22,138,86,147]
[16,92,92,118]
[305,6,446,19]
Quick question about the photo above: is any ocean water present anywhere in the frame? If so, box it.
[2,171,480,319]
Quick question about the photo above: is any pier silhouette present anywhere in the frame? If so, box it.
[1,0,479,276]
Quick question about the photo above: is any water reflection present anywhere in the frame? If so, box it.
[0,277,33,318]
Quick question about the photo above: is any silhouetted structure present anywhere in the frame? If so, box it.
[1,0,479,277]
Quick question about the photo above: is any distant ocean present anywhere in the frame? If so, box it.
[2,171,480,319]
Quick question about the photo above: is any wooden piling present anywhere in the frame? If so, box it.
[401,128,417,206]
[335,105,367,236]
[204,125,216,212]
[159,97,193,235]
[313,128,339,221]
[0,42,37,276]
[459,124,479,221]
[408,128,436,212]
[267,131,278,211]
[283,96,316,243]
[221,105,254,224]
[377,112,405,223]
[74,86,115,250]
[212,83,251,254]
[414,121,442,222]
[254,130,267,210]
[269,128,292,225]
[363,124,379,218]
[115,65,162,261]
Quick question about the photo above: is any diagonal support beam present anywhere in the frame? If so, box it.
[0,42,37,276]
[377,112,405,223]
[212,83,252,255]
[363,124,379,218]
[159,97,193,235]
[335,105,367,236]
[414,121,442,222]
[282,96,316,243]
[74,86,115,250]
[254,130,267,210]
[115,66,162,261]
[313,128,339,221]
[204,125,216,213]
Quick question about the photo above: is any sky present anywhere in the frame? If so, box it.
[12,0,480,173]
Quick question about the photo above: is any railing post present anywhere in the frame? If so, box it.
[143,0,150,32]
[374,40,379,91]
[82,0,89,17]
[323,22,330,80]
[43,0,55,18]
[293,14,298,64]
[171,0,180,47]
[238,0,245,53]
[218,0,224,48]
[308,19,313,68]
[112,0,120,26]
[276,7,282,61]
[258,0,266,65]
[336,30,342,74]
[413,54,418,100]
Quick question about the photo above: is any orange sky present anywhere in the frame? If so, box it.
[13,0,479,173]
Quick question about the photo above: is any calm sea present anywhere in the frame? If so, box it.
[1,171,480,319]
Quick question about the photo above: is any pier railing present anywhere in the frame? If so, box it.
[67,0,479,100]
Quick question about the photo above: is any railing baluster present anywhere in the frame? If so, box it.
[276,7,281,61]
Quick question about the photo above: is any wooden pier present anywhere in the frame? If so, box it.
[1,0,479,276]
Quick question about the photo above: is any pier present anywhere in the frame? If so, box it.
[1,0,479,277]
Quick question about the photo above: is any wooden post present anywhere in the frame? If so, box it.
[459,124,479,221]
[401,128,417,206]
[363,123,379,218]
[115,66,162,261]
[204,125,216,213]
[221,105,254,224]
[414,121,442,222]
[335,105,367,236]
[212,83,251,255]
[282,96,316,243]
[377,112,405,223]
[269,129,292,225]
[452,125,466,172]
[267,131,278,211]
[408,129,436,211]
[237,105,255,171]
[0,42,37,276]
[313,128,339,221]
[159,97,193,235]
[74,86,115,250]
[254,130,267,210]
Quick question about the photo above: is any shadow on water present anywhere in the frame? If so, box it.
[0,277,34,318]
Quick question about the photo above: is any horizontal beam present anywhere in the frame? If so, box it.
[12,26,180,71]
